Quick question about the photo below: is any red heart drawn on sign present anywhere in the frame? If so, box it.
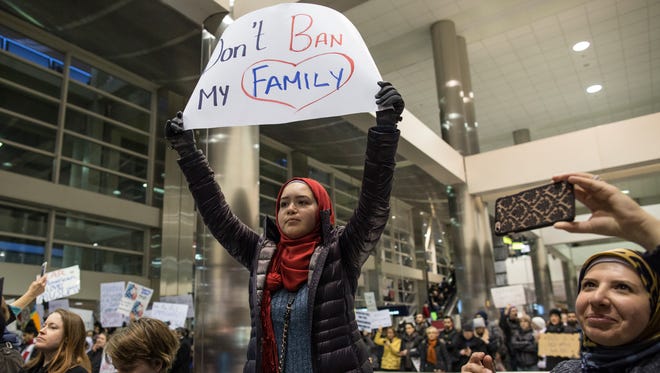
[241,52,355,112]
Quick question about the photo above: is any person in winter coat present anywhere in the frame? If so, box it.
[165,81,404,373]
[451,321,488,371]
[510,315,538,371]
[461,172,660,373]
[410,326,451,372]
[374,327,402,371]
[399,322,424,371]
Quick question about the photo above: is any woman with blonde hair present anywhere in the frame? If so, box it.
[23,308,91,373]
[105,318,179,373]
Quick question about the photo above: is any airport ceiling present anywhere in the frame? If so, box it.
[1,0,658,218]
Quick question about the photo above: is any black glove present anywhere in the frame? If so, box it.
[375,81,404,129]
[165,111,197,158]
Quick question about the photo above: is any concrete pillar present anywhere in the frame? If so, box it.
[192,13,258,372]
[561,259,578,310]
[530,238,554,311]
[456,36,479,155]
[431,20,467,155]
[432,20,495,317]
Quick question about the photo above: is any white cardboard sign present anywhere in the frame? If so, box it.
[100,281,126,327]
[183,3,381,128]
[150,302,189,329]
[490,284,527,308]
[116,281,153,319]
[37,265,80,303]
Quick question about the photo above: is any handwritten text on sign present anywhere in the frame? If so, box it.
[37,265,80,303]
[538,333,580,358]
[183,3,381,128]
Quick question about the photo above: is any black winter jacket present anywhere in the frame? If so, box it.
[177,127,399,372]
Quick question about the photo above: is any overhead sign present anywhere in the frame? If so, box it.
[183,3,381,128]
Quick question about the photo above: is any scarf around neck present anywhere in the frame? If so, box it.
[261,177,334,373]
[578,248,660,372]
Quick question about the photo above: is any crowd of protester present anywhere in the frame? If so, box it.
[358,306,582,372]
[1,276,193,373]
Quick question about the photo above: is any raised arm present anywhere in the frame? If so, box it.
[166,113,260,268]
[340,81,403,271]
[10,275,47,313]
[552,173,660,252]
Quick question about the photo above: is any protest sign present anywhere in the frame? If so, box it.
[490,284,527,308]
[160,294,195,319]
[364,291,377,312]
[183,3,381,128]
[48,299,70,311]
[538,333,580,358]
[356,309,371,330]
[70,307,94,331]
[150,302,189,329]
[116,282,153,319]
[37,265,80,303]
[370,309,392,329]
[100,281,125,327]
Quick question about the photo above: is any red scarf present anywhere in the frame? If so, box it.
[261,178,334,373]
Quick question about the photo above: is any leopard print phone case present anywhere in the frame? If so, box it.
[493,181,575,236]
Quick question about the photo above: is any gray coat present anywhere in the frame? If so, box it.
[177,128,399,372]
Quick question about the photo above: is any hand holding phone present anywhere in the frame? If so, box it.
[494,181,575,236]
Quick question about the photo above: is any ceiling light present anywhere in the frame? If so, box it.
[0,141,3,147]
[572,41,590,52]
[586,84,602,93]
[621,189,630,194]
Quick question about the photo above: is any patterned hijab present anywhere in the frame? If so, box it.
[578,248,660,371]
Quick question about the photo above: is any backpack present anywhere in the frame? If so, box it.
[1,341,24,373]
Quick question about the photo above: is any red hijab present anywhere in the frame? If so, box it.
[261,178,334,372]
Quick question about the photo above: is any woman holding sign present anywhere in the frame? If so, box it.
[462,173,660,373]
[165,81,403,373]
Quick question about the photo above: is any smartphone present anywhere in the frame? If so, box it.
[493,181,575,236]
[40,261,48,276]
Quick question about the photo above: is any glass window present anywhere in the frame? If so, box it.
[0,83,60,124]
[0,236,45,265]
[62,134,147,178]
[0,53,62,98]
[65,108,148,154]
[0,143,53,181]
[260,162,288,183]
[51,243,142,275]
[334,205,353,224]
[54,214,144,251]
[70,58,151,110]
[59,161,146,203]
[0,203,48,236]
[0,26,65,73]
[308,168,331,185]
[67,83,150,131]
[0,112,56,152]
[260,143,288,169]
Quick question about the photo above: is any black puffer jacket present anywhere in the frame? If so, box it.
[177,127,399,372]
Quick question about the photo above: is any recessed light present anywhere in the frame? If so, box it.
[572,41,590,52]
[621,190,630,194]
[586,84,602,93]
